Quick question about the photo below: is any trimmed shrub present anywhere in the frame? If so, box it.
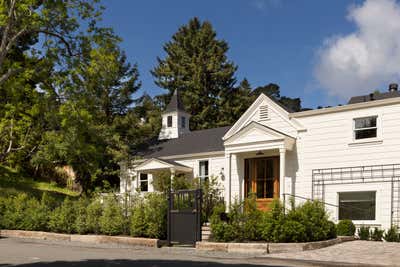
[198,175,224,223]
[73,198,90,234]
[130,197,147,237]
[327,220,337,239]
[0,196,8,228]
[210,198,336,243]
[209,203,234,242]
[99,196,126,236]
[86,199,103,234]
[336,220,355,236]
[287,201,335,242]
[371,227,384,241]
[384,226,400,242]
[48,197,77,234]
[358,226,370,240]
[143,193,168,239]
[242,195,264,241]
[1,194,30,229]
[21,197,50,231]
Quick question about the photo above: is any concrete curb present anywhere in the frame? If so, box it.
[0,230,160,248]
[196,236,354,254]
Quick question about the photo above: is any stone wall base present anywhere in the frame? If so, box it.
[0,230,160,248]
[196,236,354,254]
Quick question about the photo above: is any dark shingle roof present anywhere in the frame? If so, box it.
[165,89,187,113]
[142,126,231,158]
[348,91,400,104]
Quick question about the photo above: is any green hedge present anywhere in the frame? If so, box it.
[336,220,356,236]
[211,197,337,243]
[0,192,167,239]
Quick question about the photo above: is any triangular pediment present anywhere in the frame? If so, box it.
[135,158,192,172]
[224,121,294,146]
[223,93,305,140]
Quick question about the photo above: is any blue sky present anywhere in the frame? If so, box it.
[99,0,393,109]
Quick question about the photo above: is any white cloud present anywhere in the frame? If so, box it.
[315,0,400,99]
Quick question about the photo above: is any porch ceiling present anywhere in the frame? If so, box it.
[223,121,295,153]
[135,158,192,173]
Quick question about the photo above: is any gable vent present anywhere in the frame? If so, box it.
[259,105,269,121]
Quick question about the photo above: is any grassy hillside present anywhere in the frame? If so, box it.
[0,165,79,199]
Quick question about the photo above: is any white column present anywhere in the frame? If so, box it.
[279,148,286,204]
[224,153,232,210]
[170,168,176,191]
[136,171,140,192]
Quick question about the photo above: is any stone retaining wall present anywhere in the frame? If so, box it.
[0,230,160,248]
[196,236,354,254]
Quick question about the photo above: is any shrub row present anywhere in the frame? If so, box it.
[357,225,400,242]
[0,192,167,239]
[210,197,337,243]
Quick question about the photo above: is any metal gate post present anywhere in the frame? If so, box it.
[167,191,172,246]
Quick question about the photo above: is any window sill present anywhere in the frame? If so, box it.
[348,139,383,147]
[350,220,380,226]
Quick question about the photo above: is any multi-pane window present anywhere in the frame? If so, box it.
[199,160,209,182]
[354,116,377,140]
[338,191,376,220]
[181,116,186,128]
[167,116,172,127]
[139,173,148,192]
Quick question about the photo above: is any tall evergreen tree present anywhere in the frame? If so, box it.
[218,78,253,126]
[152,17,238,130]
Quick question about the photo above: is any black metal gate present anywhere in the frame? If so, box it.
[168,189,202,246]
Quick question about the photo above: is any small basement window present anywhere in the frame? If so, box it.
[338,191,376,220]
[139,173,148,192]
[354,116,377,140]
[167,116,173,127]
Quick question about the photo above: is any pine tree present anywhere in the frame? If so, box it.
[152,17,238,130]
[218,78,253,126]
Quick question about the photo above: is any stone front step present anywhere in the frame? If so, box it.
[201,225,212,241]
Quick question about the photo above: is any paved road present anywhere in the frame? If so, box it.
[0,237,385,267]
[267,240,400,267]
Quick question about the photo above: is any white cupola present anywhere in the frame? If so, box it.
[158,90,191,140]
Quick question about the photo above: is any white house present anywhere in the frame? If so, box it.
[120,84,400,230]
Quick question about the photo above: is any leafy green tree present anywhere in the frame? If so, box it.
[152,17,238,130]
[0,0,104,85]
[252,83,302,112]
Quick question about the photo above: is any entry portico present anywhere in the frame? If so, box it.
[223,121,295,210]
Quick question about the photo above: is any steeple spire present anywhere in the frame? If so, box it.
[164,89,186,113]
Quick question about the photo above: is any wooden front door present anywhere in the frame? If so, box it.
[244,157,279,211]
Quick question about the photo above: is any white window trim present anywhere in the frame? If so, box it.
[337,190,376,222]
[335,186,383,226]
[349,114,383,146]
[139,173,149,192]
[167,115,173,128]
[198,159,210,180]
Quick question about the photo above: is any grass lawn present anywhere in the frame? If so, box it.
[0,165,79,199]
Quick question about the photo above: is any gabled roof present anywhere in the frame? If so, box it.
[224,121,295,151]
[223,93,305,140]
[140,126,231,159]
[165,89,187,113]
[348,91,400,104]
[135,158,192,172]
